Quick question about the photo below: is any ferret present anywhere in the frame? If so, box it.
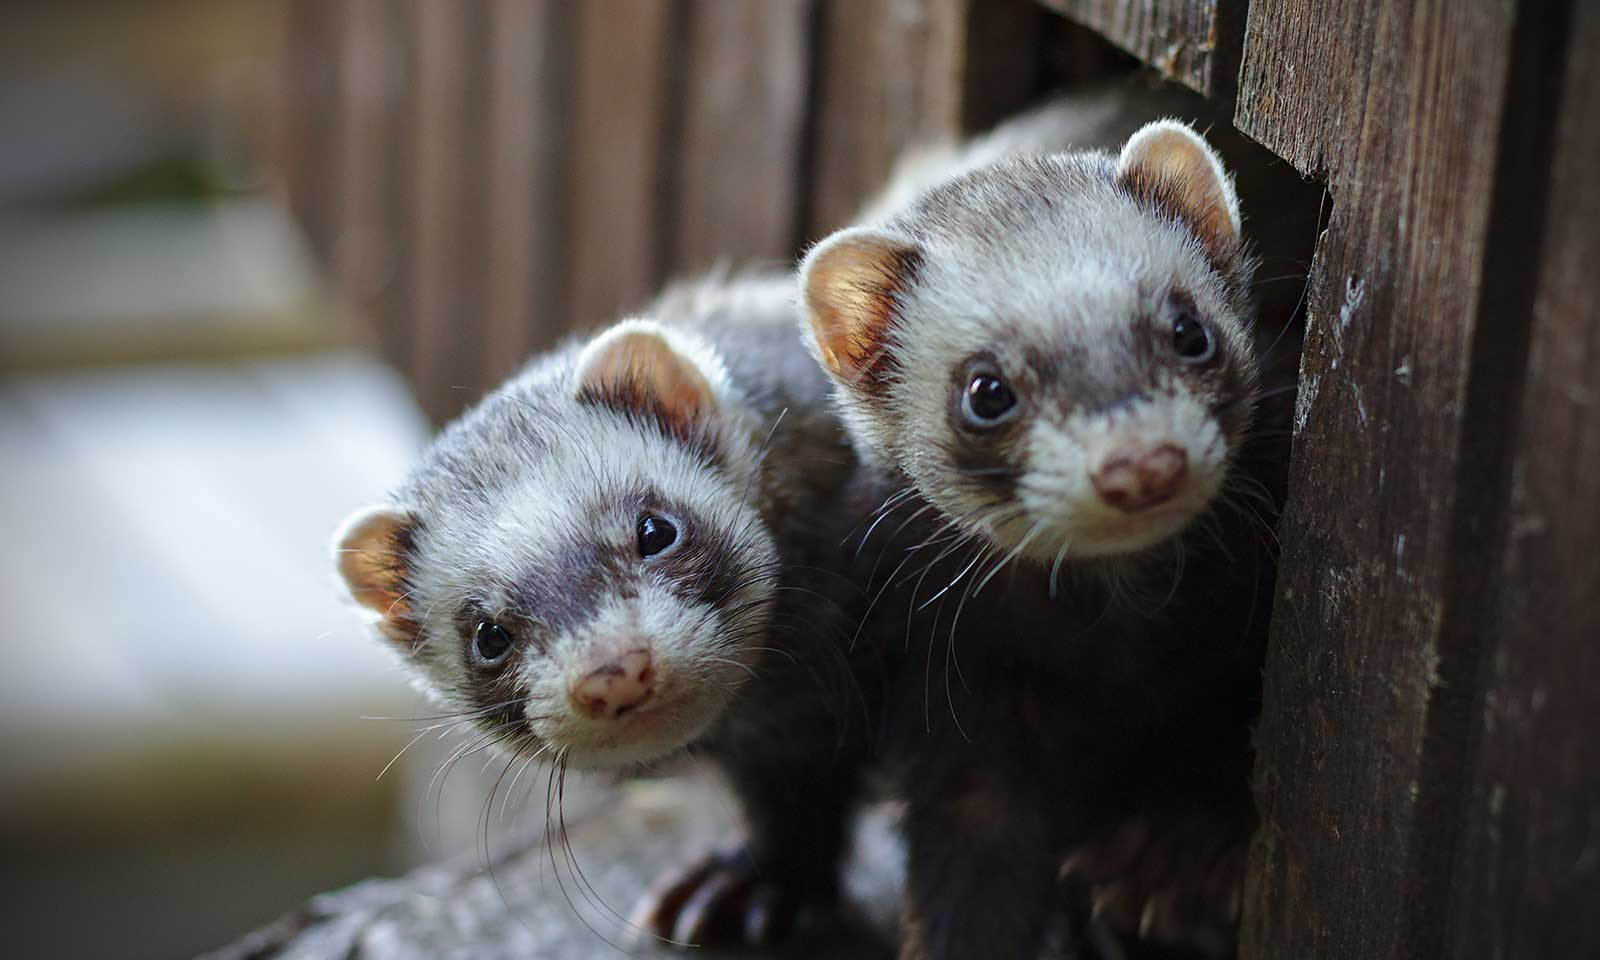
[333,272,875,948]
[799,92,1304,959]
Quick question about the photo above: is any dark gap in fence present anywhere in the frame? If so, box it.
[792,0,827,255]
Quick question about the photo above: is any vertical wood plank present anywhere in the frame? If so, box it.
[481,0,569,384]
[1232,0,1381,180]
[805,0,1050,239]
[269,0,340,262]
[952,0,1073,132]
[404,0,464,418]
[804,0,957,238]
[1036,0,1246,99]
[1446,2,1600,954]
[404,0,491,423]
[1235,1,1587,957]
[332,0,401,347]
[668,0,813,274]
[564,0,680,334]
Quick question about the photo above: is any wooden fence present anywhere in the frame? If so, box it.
[270,1,1598,957]
[269,0,1118,424]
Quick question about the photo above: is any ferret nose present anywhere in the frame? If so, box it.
[1091,444,1188,513]
[571,648,656,719]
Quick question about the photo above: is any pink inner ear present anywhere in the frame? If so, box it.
[574,328,716,429]
[1118,126,1239,266]
[803,232,922,388]
[335,507,420,648]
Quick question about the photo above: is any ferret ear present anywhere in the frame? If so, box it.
[572,320,721,432]
[333,505,419,650]
[800,228,923,390]
[1116,120,1242,268]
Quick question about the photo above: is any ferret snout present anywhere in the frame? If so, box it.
[1091,443,1188,513]
[570,647,656,719]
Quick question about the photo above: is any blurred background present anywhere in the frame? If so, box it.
[0,1,1114,957]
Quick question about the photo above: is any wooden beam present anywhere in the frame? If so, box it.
[481,0,569,386]
[804,0,1050,239]
[1235,1,1590,956]
[404,0,491,423]
[1036,0,1246,100]
[564,0,680,334]
[668,0,813,273]
[332,0,401,349]
[270,0,341,264]
[1443,2,1600,953]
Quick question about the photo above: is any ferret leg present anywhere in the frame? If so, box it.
[631,750,860,948]
[1058,778,1253,957]
[898,767,1077,960]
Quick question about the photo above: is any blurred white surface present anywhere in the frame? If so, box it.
[0,353,428,766]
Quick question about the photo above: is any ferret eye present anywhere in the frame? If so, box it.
[963,373,1017,425]
[473,621,513,662]
[637,514,678,558]
[1172,313,1215,363]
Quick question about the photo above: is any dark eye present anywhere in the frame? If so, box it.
[963,373,1018,425]
[473,621,513,662]
[1172,312,1215,363]
[637,514,678,558]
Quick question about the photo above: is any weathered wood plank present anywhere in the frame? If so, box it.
[332,0,402,349]
[1036,0,1245,100]
[270,0,340,263]
[404,0,490,423]
[1237,1,1588,957]
[805,0,946,239]
[481,0,569,386]
[564,0,679,334]
[941,0,1066,134]
[805,0,1051,239]
[1445,2,1600,953]
[668,0,813,274]
[1233,0,1382,180]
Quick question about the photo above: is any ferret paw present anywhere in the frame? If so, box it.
[628,847,823,948]
[1059,813,1247,958]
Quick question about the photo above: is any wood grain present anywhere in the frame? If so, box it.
[805,0,1051,239]
[564,0,680,335]
[481,0,569,386]
[669,0,813,274]
[403,0,488,423]
[270,1,340,265]
[1444,2,1600,954]
[1037,0,1245,99]
[1236,0,1591,957]
[332,0,401,350]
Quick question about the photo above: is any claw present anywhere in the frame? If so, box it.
[629,847,818,949]
[1136,888,1179,942]
[1061,807,1249,959]
[671,867,746,944]
[628,856,718,944]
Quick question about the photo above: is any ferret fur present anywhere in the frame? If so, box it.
[800,79,1314,960]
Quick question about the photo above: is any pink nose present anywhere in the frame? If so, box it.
[571,648,656,719]
[1091,444,1189,513]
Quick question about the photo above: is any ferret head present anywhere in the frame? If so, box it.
[333,320,777,770]
[801,120,1258,562]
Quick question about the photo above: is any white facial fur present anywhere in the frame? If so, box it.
[802,125,1258,566]
[1006,382,1228,558]
[336,320,780,771]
